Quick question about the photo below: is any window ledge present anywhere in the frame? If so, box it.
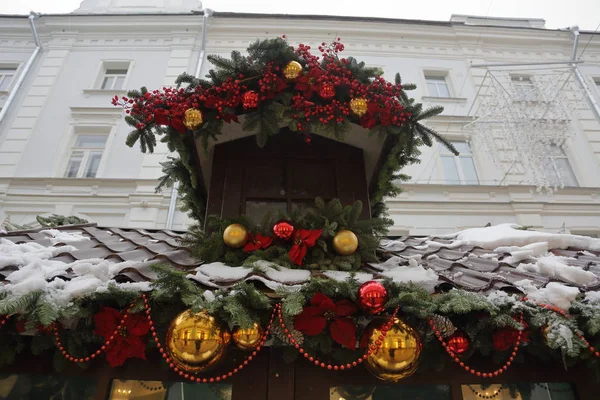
[0,90,9,96]
[83,89,127,96]
[421,96,468,103]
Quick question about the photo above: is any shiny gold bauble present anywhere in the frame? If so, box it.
[283,61,303,80]
[363,317,421,382]
[223,223,248,248]
[232,323,263,351]
[183,108,203,130]
[332,229,359,256]
[349,98,368,117]
[166,309,231,373]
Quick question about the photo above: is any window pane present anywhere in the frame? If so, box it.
[76,135,107,148]
[554,158,578,187]
[462,383,576,400]
[114,76,125,90]
[441,155,460,184]
[0,373,97,399]
[452,141,471,154]
[436,82,450,97]
[460,156,479,184]
[244,164,286,198]
[101,76,114,89]
[109,379,231,400]
[65,151,83,177]
[105,69,128,75]
[426,82,438,97]
[331,385,451,400]
[84,151,103,178]
[0,74,14,91]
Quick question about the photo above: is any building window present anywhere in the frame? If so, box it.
[0,67,17,91]
[542,144,578,187]
[511,75,537,101]
[440,141,478,185]
[64,134,107,178]
[425,75,451,98]
[96,61,131,90]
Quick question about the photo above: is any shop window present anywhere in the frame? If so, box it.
[331,384,451,400]
[108,380,231,400]
[0,373,97,399]
[462,383,576,400]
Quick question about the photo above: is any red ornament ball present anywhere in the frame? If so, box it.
[242,90,260,109]
[446,331,470,355]
[273,221,294,240]
[357,281,388,315]
[319,83,335,99]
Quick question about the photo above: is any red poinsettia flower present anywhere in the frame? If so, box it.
[153,108,186,133]
[94,307,150,368]
[243,232,273,253]
[289,229,322,266]
[222,113,240,123]
[360,102,392,129]
[294,293,358,349]
[295,68,324,98]
[492,320,531,352]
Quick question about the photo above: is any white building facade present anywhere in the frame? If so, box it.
[1,0,600,235]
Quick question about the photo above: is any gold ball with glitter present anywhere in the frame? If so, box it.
[166,309,231,373]
[363,317,421,382]
[223,223,249,248]
[350,98,368,117]
[183,108,203,130]
[232,322,263,351]
[332,229,359,256]
[283,61,303,80]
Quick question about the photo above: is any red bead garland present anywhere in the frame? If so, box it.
[53,302,136,364]
[141,294,275,383]
[429,312,525,378]
[277,303,400,370]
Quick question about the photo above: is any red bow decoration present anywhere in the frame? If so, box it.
[294,293,358,349]
[243,232,273,253]
[289,229,322,266]
[94,307,150,367]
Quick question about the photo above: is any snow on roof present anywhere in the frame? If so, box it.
[1,223,600,311]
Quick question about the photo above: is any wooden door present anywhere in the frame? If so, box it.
[206,130,371,223]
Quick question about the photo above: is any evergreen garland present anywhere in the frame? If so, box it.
[114,37,458,223]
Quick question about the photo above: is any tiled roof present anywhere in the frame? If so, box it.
[2,224,600,295]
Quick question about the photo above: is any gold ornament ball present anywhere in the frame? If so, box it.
[232,323,263,351]
[363,317,421,382]
[183,108,203,130]
[223,223,248,248]
[350,98,368,117]
[166,309,231,373]
[283,61,303,80]
[333,229,359,256]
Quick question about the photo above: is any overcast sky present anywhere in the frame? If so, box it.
[1,0,599,31]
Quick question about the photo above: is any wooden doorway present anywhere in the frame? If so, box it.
[206,130,371,222]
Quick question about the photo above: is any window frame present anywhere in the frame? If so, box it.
[424,74,451,98]
[542,143,578,187]
[93,60,133,91]
[64,133,109,179]
[510,74,537,101]
[0,64,20,92]
[439,140,479,185]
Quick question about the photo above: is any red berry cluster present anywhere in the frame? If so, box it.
[112,38,412,140]
[242,90,260,109]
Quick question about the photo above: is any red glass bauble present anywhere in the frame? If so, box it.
[447,331,470,355]
[319,83,335,99]
[242,90,259,109]
[357,281,389,315]
[273,221,294,241]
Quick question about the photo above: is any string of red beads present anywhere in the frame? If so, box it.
[53,301,136,363]
[429,312,525,378]
[276,303,400,371]
[521,297,599,358]
[141,294,275,383]
[0,315,9,328]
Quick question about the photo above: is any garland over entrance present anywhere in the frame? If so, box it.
[113,37,457,222]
